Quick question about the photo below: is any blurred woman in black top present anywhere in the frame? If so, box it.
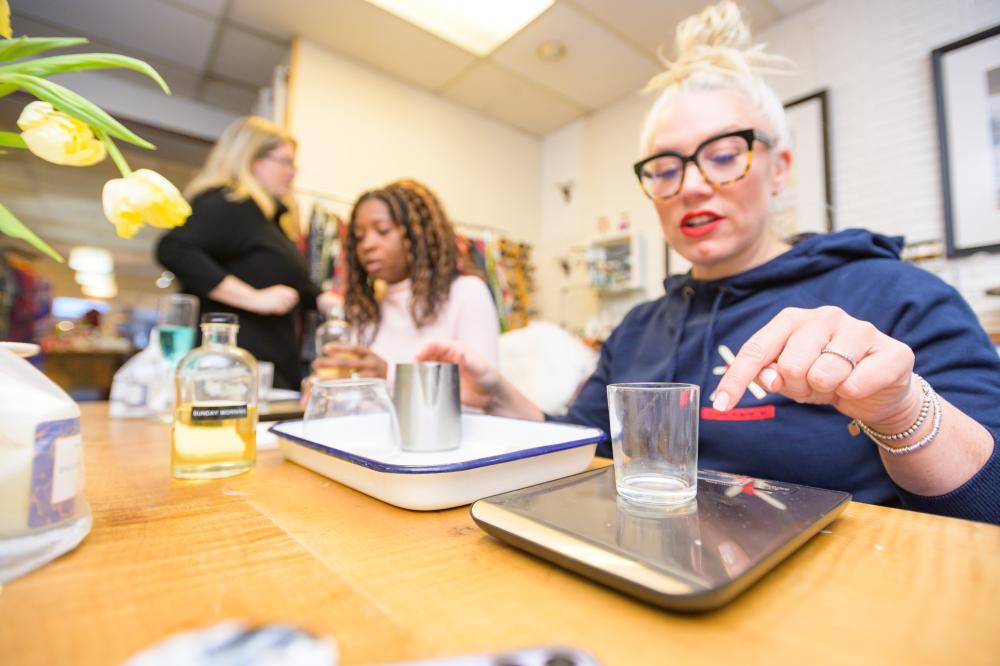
[156,116,336,388]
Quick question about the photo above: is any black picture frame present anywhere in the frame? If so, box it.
[932,24,1000,257]
[770,90,834,237]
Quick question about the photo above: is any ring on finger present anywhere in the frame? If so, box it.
[819,346,857,370]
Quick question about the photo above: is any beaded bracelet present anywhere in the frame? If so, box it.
[848,374,943,456]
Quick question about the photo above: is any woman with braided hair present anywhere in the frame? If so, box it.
[418,1,1000,523]
[312,179,499,381]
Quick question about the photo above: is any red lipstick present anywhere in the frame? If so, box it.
[680,210,723,237]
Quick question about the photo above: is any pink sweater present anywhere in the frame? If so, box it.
[368,276,500,375]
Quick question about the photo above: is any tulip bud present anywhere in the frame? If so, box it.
[17,101,107,166]
[102,169,191,239]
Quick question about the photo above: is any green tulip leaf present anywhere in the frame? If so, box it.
[0,53,170,94]
[0,131,26,149]
[0,203,63,262]
[0,82,17,97]
[0,72,155,149]
[0,36,88,62]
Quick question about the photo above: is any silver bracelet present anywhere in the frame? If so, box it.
[870,390,942,456]
[848,375,943,456]
[849,375,932,442]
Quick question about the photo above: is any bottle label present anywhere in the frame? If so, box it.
[29,417,82,529]
[191,404,249,421]
[110,380,147,406]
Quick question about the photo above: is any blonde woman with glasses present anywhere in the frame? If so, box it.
[156,116,337,389]
[418,1,1000,524]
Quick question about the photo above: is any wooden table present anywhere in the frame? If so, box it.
[3,404,999,665]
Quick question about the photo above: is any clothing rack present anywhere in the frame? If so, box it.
[293,184,355,207]
[0,249,51,343]
[453,220,506,235]
[454,229,534,332]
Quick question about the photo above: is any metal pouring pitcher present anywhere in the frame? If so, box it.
[393,362,461,452]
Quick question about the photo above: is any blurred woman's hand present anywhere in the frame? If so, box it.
[253,284,300,315]
[415,339,503,411]
[314,343,387,379]
[316,290,343,315]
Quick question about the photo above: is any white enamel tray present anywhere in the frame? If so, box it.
[269,414,605,511]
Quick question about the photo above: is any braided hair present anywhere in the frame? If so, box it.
[344,179,458,344]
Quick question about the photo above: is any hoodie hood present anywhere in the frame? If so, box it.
[663,228,903,298]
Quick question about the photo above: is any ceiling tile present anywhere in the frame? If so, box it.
[159,0,228,19]
[442,61,587,135]
[225,0,296,40]
[491,2,658,109]
[569,0,705,58]
[210,25,289,87]
[736,0,782,28]
[570,0,807,62]
[7,14,205,99]
[13,0,219,72]
[229,0,476,91]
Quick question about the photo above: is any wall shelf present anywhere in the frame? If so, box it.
[586,232,642,293]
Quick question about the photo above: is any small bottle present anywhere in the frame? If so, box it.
[314,301,357,379]
[171,312,257,479]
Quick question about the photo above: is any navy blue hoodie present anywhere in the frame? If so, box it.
[557,229,1000,524]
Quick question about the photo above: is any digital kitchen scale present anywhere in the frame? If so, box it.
[471,466,850,611]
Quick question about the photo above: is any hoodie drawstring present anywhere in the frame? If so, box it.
[699,287,726,394]
[664,285,696,382]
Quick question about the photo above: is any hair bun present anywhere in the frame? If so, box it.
[643,1,793,94]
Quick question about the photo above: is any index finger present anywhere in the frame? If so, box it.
[714,313,797,411]
[415,339,466,364]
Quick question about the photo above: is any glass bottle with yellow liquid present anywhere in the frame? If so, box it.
[314,301,358,379]
[171,312,257,479]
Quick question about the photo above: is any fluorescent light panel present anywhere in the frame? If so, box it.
[365,0,553,56]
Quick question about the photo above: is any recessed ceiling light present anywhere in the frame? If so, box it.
[536,39,566,62]
[365,0,554,56]
[75,271,116,288]
[81,280,118,299]
[68,246,113,274]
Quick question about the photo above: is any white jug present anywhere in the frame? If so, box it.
[0,342,91,583]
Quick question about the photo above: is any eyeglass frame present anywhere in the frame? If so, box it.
[632,128,775,201]
[257,152,297,170]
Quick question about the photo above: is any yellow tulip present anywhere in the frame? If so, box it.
[16,101,106,166]
[102,169,191,239]
[1,0,10,39]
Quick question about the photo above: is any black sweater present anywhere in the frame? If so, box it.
[155,188,320,389]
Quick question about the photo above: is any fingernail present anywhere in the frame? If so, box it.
[713,391,730,412]
[760,368,778,391]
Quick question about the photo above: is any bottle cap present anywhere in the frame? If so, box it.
[201,312,239,325]
[326,300,346,320]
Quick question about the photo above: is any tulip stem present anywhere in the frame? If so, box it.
[97,128,132,177]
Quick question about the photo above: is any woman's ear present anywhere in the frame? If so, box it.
[770,147,792,195]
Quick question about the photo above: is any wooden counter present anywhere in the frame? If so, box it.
[2,403,999,665]
[41,350,130,400]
